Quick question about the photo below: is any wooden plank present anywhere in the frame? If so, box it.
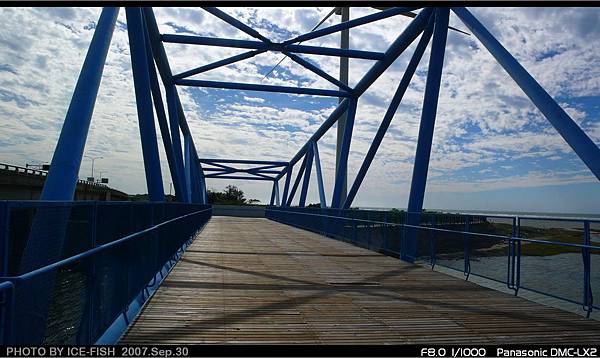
[120,217,600,344]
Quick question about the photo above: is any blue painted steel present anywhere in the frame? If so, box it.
[0,201,211,344]
[269,182,276,206]
[202,7,271,43]
[331,97,358,208]
[144,24,183,202]
[299,146,314,207]
[41,8,119,200]
[286,154,309,206]
[126,8,165,202]
[353,8,433,96]
[453,7,600,181]
[200,159,288,165]
[204,175,273,181]
[343,18,434,209]
[203,168,281,174]
[583,221,593,317]
[278,99,350,179]
[183,134,192,202]
[405,8,450,262]
[274,181,281,206]
[173,49,267,79]
[283,7,420,45]
[280,167,292,206]
[284,51,354,93]
[160,34,385,60]
[311,141,327,208]
[165,85,189,202]
[175,78,351,97]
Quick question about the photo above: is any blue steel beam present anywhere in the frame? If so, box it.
[453,7,600,182]
[283,51,354,93]
[280,166,292,206]
[299,146,314,207]
[143,8,189,202]
[203,168,282,174]
[41,8,119,200]
[175,79,351,97]
[343,17,435,210]
[183,134,193,202]
[202,7,272,43]
[405,8,450,262]
[331,97,358,208]
[277,98,350,180]
[173,49,267,80]
[160,34,385,60]
[127,8,165,201]
[204,175,273,181]
[274,181,281,206]
[283,7,420,45]
[165,85,189,202]
[312,141,327,208]
[144,20,184,202]
[353,8,433,96]
[200,158,288,166]
[286,154,309,206]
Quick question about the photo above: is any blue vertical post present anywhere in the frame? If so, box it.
[280,166,292,207]
[269,181,276,206]
[127,7,165,201]
[183,134,192,202]
[144,20,183,202]
[166,84,189,202]
[274,180,281,206]
[453,7,600,182]
[342,17,434,209]
[299,146,314,207]
[286,154,308,207]
[404,8,449,262]
[312,141,327,208]
[331,97,358,208]
[41,7,119,200]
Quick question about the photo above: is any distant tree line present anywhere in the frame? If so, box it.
[129,185,259,205]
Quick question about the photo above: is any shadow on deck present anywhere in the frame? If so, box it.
[120,217,600,344]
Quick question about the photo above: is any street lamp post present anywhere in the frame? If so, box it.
[84,155,103,179]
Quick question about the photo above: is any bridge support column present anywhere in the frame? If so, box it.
[280,166,291,207]
[332,97,357,208]
[127,7,165,201]
[299,145,314,207]
[342,18,434,210]
[405,8,449,262]
[41,7,119,200]
[269,181,277,206]
[312,141,327,208]
[286,153,308,206]
[165,85,189,202]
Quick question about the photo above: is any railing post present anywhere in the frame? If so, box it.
[0,282,15,345]
[583,221,593,317]
[0,202,8,277]
[430,215,437,268]
[464,216,471,280]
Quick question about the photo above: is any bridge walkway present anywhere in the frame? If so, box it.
[120,217,600,344]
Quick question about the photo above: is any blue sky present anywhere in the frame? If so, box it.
[0,7,599,214]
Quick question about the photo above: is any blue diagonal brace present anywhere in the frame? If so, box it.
[405,8,450,262]
[312,141,327,208]
[299,146,314,207]
[331,97,358,208]
[343,16,435,209]
[127,7,165,201]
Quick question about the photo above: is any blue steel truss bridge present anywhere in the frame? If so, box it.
[1,7,600,345]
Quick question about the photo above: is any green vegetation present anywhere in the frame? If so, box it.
[207,185,259,205]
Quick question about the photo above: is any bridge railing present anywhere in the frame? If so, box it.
[0,201,212,345]
[266,207,599,318]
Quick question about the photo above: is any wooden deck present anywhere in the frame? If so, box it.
[120,217,600,344]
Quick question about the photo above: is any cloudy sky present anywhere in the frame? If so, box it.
[1,7,599,214]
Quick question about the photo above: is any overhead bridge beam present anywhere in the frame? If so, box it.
[175,79,351,97]
[199,159,288,166]
[160,34,385,60]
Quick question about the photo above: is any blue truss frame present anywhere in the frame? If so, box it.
[40,6,600,262]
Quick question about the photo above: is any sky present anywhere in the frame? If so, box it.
[1,7,599,214]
